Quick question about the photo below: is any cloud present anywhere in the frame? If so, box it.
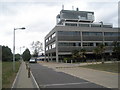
[0,0,118,54]
[84,1,118,27]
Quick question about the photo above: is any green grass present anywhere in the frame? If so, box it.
[2,61,21,88]
[80,62,119,73]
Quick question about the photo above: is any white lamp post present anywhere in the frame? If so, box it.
[20,46,25,60]
[13,27,25,71]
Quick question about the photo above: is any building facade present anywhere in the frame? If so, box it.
[45,9,119,62]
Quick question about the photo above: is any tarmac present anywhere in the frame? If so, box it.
[11,61,39,89]
[39,61,119,89]
[11,61,119,89]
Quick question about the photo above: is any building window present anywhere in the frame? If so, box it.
[75,42,81,46]
[104,32,118,36]
[58,42,76,46]
[58,31,80,36]
[105,42,113,46]
[103,25,112,28]
[87,13,93,20]
[91,24,101,27]
[79,43,81,46]
[82,32,102,36]
[51,32,56,38]
[65,23,77,26]
[83,43,93,46]
[52,43,56,48]
[79,24,89,27]
[46,39,48,43]
[48,37,51,41]
[49,45,51,50]
[96,43,102,46]
[46,46,48,51]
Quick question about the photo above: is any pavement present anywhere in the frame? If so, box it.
[12,61,39,89]
[38,61,119,89]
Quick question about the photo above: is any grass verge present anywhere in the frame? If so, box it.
[80,62,119,73]
[2,61,21,88]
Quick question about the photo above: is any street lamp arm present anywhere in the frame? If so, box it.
[14,27,26,30]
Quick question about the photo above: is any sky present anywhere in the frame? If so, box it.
[0,0,119,55]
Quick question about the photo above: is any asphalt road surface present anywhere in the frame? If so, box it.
[30,63,112,89]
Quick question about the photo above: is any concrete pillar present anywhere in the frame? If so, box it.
[56,53,59,63]
[94,42,96,47]
[56,31,59,63]
[50,53,52,61]
[81,31,83,48]
[71,60,73,63]
[102,32,105,45]
[48,54,50,62]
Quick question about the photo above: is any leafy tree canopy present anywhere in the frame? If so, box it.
[22,48,31,61]
[15,54,21,61]
[112,41,120,53]
[2,45,13,61]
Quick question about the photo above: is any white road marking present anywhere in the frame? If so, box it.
[42,82,91,87]
[30,71,40,89]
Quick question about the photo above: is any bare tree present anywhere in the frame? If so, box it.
[31,41,43,58]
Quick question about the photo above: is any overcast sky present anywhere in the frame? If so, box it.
[0,0,119,54]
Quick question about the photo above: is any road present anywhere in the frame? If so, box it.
[29,63,112,89]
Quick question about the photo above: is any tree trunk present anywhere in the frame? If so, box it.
[101,53,104,64]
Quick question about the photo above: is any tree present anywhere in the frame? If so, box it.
[112,41,120,60]
[63,58,68,63]
[22,48,31,61]
[72,49,86,62]
[32,49,39,57]
[31,41,43,58]
[72,50,79,62]
[79,48,86,62]
[15,54,21,61]
[2,45,13,61]
[93,47,100,63]
[94,44,106,64]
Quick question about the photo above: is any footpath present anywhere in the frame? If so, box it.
[12,61,39,89]
[39,61,119,89]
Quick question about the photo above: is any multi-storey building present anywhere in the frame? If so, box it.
[45,8,118,62]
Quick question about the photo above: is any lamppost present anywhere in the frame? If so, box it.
[13,27,25,71]
[20,46,25,61]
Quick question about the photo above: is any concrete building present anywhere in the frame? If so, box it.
[45,9,119,62]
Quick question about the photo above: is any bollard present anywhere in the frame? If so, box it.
[26,63,27,69]
[26,63,29,70]
[28,67,30,78]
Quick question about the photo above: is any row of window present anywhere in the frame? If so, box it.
[46,43,56,51]
[58,42,81,46]
[65,23,112,28]
[46,32,56,43]
[58,31,81,36]
[58,31,119,36]
[83,32,102,36]
[58,42,113,47]
[45,42,114,51]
